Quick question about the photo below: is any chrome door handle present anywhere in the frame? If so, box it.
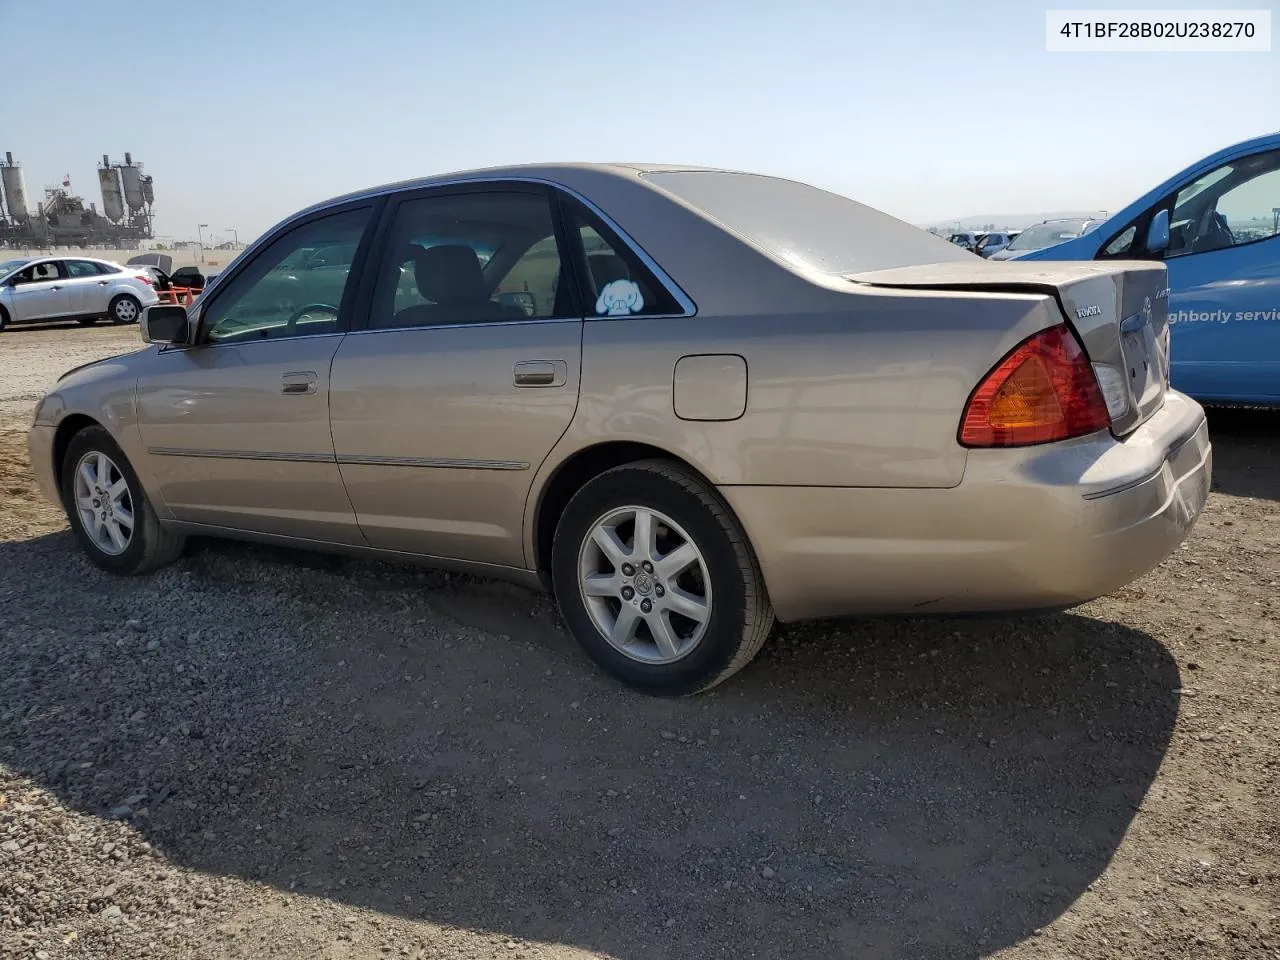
[514,360,567,387]
[281,371,318,395]
[98,280,109,285]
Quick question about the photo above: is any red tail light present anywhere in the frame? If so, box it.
[959,324,1110,447]
[134,273,154,286]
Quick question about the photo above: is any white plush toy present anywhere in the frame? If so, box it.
[595,279,644,317]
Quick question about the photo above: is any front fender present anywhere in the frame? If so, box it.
[38,355,171,520]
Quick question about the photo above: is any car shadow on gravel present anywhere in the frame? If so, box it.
[1,532,1182,959]
[1206,407,1279,501]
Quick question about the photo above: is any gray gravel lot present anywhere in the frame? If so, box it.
[1,322,1277,959]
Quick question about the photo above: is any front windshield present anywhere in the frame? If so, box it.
[0,258,30,277]
[1005,221,1091,252]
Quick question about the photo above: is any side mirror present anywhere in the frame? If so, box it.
[141,305,191,345]
[1145,209,1170,255]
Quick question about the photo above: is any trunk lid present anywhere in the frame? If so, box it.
[846,260,1171,435]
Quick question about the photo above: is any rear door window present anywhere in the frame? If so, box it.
[368,189,574,330]
[64,260,103,278]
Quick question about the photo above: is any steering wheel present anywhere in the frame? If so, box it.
[284,303,339,334]
[1191,208,1234,254]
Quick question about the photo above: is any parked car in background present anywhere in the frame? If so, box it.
[947,231,982,252]
[0,256,159,331]
[28,163,1210,695]
[987,218,1104,260]
[974,231,1016,258]
[1007,132,1280,406]
[127,254,210,296]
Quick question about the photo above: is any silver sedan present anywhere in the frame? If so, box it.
[27,164,1211,695]
[0,256,159,331]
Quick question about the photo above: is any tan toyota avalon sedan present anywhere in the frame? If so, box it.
[28,164,1212,694]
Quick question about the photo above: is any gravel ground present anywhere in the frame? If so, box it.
[1,322,1277,960]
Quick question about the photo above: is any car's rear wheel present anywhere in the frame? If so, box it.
[107,294,141,325]
[60,426,184,574]
[551,460,774,696]
[0,305,8,332]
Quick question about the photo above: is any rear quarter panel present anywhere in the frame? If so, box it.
[536,166,1069,490]
[535,282,1064,491]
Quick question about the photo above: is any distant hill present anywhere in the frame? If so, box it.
[921,210,1109,232]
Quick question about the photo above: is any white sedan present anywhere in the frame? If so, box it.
[0,256,160,331]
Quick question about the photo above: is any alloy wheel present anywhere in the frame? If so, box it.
[577,505,712,664]
[73,451,134,556]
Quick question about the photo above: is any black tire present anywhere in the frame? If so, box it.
[107,294,142,325]
[550,459,774,696]
[60,425,184,575]
[76,316,99,326]
[0,305,8,332]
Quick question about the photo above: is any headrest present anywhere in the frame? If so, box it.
[412,244,486,306]
[588,253,628,288]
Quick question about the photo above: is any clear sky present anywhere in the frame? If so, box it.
[5,0,1275,244]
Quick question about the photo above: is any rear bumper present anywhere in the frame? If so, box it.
[721,391,1211,622]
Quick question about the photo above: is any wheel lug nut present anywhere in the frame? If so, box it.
[640,599,652,613]
[621,586,634,601]
[621,563,635,577]
[641,561,653,573]
[654,584,665,597]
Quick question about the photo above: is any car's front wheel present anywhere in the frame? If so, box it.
[551,460,774,696]
[60,426,184,574]
[107,294,141,325]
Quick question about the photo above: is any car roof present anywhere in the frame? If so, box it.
[294,162,752,218]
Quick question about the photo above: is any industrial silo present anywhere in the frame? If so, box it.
[119,152,145,213]
[98,155,125,222]
[1,152,30,223]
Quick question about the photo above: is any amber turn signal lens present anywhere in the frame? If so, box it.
[960,324,1111,447]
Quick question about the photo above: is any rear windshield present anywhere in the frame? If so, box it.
[641,170,974,275]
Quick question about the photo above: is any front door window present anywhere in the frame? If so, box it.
[199,207,372,344]
[14,262,61,284]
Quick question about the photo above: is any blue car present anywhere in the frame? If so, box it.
[1013,133,1280,406]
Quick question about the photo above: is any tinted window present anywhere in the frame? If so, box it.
[201,207,371,344]
[561,198,683,318]
[64,260,103,278]
[96,262,122,274]
[1168,150,1280,258]
[643,170,974,274]
[370,191,570,330]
